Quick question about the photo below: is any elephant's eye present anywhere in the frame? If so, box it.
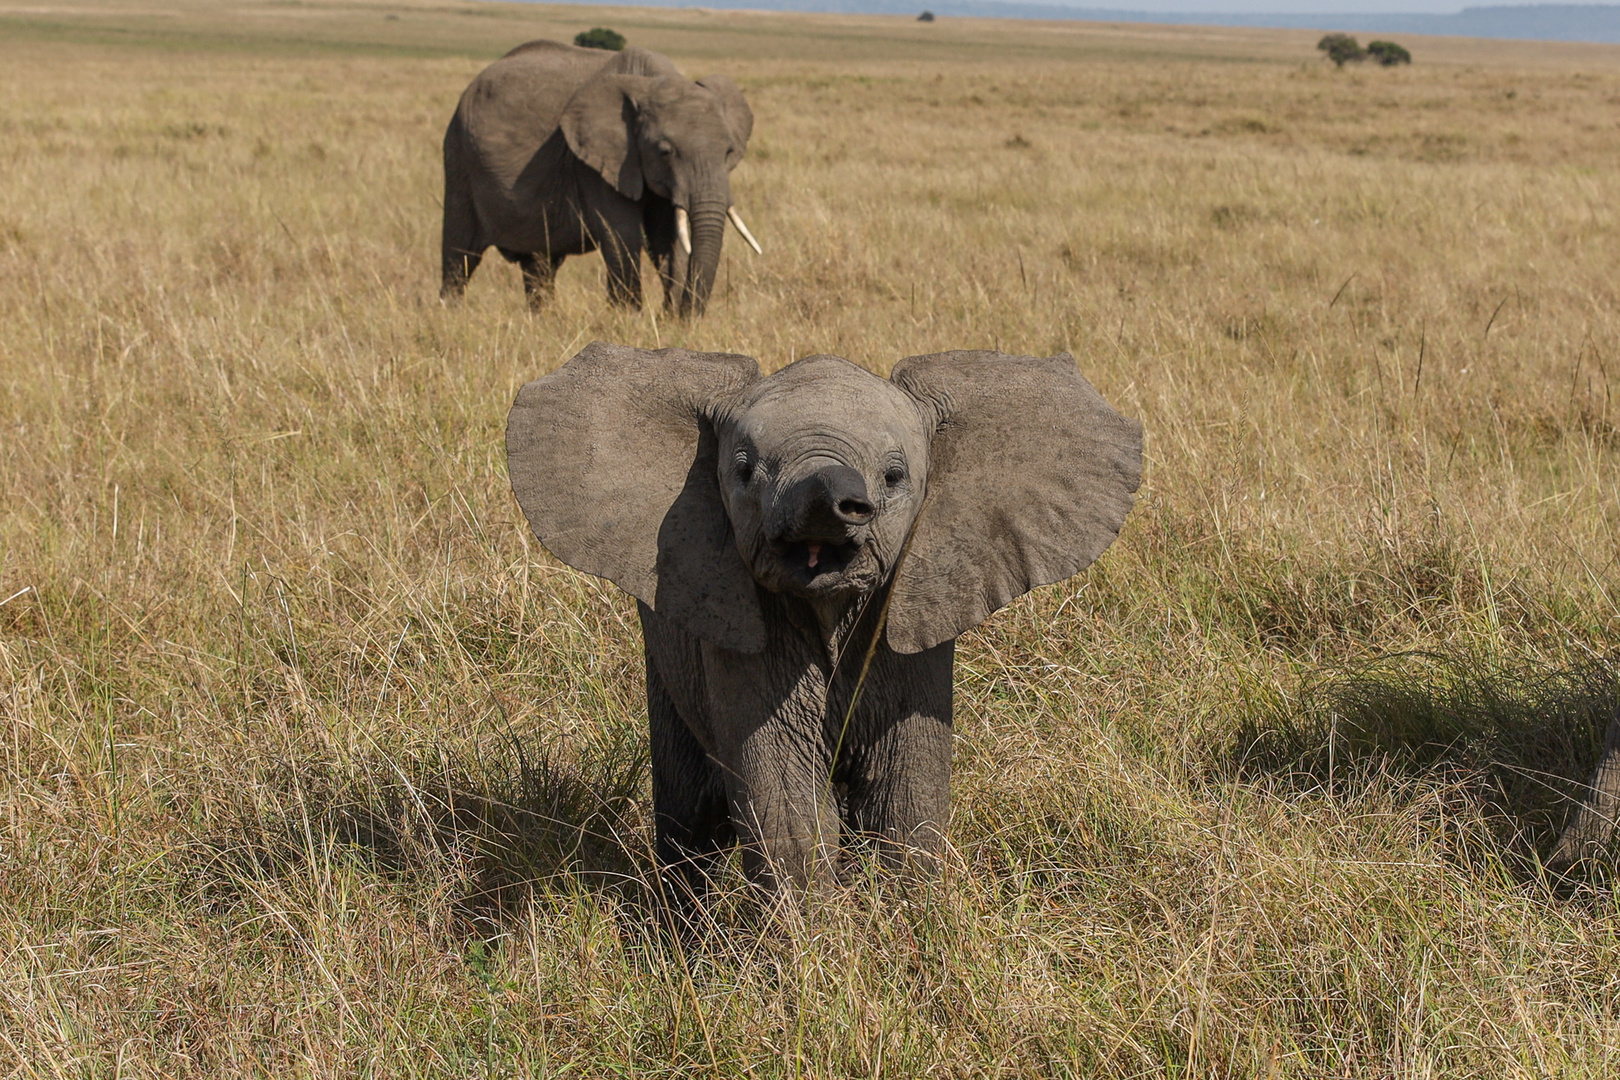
[884,465,907,488]
[736,459,754,484]
[657,141,674,157]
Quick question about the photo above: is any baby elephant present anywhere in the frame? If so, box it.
[506,343,1142,895]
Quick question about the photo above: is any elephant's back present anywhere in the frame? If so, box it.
[497,38,611,65]
[455,41,610,182]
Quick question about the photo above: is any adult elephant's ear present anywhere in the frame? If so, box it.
[886,351,1142,655]
[506,342,766,653]
[561,72,657,200]
[697,75,753,167]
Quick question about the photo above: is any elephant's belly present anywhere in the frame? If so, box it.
[473,189,592,257]
[467,142,593,257]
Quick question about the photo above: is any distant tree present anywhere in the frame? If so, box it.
[574,27,626,51]
[918,10,936,20]
[1367,40,1412,65]
[1317,33,1365,67]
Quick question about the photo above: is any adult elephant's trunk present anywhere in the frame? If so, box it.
[678,198,730,318]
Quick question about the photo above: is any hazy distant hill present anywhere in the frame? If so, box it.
[561,1,1620,43]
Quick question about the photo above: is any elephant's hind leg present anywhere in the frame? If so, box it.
[515,252,566,312]
[647,663,733,907]
[440,184,483,303]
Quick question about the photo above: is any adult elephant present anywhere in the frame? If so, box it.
[507,343,1142,899]
[441,40,760,316]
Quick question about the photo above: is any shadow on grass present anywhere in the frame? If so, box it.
[1230,651,1620,877]
[197,723,652,926]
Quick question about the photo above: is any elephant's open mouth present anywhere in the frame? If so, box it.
[777,537,862,581]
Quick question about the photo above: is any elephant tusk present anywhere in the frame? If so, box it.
[728,206,762,255]
[675,207,692,256]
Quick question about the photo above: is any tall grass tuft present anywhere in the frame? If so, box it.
[1233,652,1620,869]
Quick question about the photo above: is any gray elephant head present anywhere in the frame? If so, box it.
[506,343,1142,654]
[560,53,753,316]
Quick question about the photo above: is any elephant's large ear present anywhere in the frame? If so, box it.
[506,341,766,653]
[886,351,1142,655]
[561,73,656,200]
[697,75,753,168]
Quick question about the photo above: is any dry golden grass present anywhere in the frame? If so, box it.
[4,0,1620,1074]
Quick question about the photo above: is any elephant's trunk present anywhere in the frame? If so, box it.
[679,199,729,318]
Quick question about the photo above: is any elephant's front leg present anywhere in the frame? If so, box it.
[722,720,843,892]
[843,640,956,879]
[647,661,734,903]
[652,243,689,314]
[642,197,687,312]
[702,641,841,893]
[846,711,952,878]
[586,206,645,309]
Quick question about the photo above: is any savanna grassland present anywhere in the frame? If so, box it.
[3,0,1620,1074]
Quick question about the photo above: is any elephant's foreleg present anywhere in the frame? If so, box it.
[648,662,734,904]
[838,639,955,879]
[845,711,953,878]
[656,243,690,314]
[643,198,683,311]
[439,183,483,302]
[516,253,565,312]
[594,223,644,309]
[721,730,842,893]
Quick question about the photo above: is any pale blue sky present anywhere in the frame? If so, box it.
[547,0,1620,41]
[1077,0,1603,12]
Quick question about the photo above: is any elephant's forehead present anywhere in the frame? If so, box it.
[734,358,924,453]
[646,82,724,124]
[648,78,707,107]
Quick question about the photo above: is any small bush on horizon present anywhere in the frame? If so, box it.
[574,27,626,51]
[1318,32,1365,67]
[918,10,936,20]
[1368,39,1413,65]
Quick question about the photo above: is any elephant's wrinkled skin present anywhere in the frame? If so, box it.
[441,41,754,315]
[1550,707,1620,869]
[506,343,1143,895]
